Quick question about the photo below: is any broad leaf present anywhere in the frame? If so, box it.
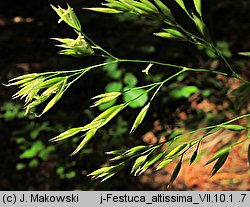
[123,88,148,108]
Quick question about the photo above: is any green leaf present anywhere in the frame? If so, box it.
[210,152,229,176]
[156,158,173,171]
[201,89,211,97]
[31,141,45,152]
[170,86,199,99]
[168,158,182,187]
[66,171,76,179]
[108,70,123,80]
[20,149,36,159]
[20,141,44,159]
[215,41,232,58]
[104,58,119,70]
[124,73,138,86]
[84,7,123,14]
[105,82,123,92]
[16,163,26,171]
[39,146,55,160]
[181,86,199,98]
[193,0,202,16]
[103,59,123,79]
[123,88,148,108]
[28,159,39,168]
[98,100,117,111]
[130,103,150,134]
[206,146,231,165]
[222,124,246,131]
[56,166,65,175]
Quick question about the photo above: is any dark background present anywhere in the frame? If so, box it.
[0,0,250,190]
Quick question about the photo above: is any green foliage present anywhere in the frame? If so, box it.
[123,88,148,108]
[20,140,44,159]
[124,73,138,86]
[198,41,232,59]
[169,86,199,99]
[0,102,25,120]
[5,1,250,187]
[56,166,76,180]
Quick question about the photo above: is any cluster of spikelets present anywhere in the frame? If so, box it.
[6,70,151,156]
[86,0,208,42]
[6,2,154,157]
[51,4,94,57]
[6,74,68,116]
[6,1,250,183]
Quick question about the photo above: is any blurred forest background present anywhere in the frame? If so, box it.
[0,0,250,190]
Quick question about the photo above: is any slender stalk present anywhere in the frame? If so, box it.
[80,31,117,59]
[119,58,184,69]
[154,113,250,148]
[209,44,249,84]
[232,136,250,148]
[150,69,185,102]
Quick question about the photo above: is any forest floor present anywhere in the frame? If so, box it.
[141,121,250,190]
